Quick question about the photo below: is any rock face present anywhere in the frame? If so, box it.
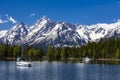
[1,16,120,47]
[3,21,28,45]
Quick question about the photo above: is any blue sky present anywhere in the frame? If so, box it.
[0,0,120,30]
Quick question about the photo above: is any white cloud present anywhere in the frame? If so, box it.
[0,14,17,24]
[6,14,17,24]
[8,16,17,24]
[0,18,8,24]
[30,13,35,17]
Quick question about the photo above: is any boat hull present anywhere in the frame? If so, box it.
[16,61,32,67]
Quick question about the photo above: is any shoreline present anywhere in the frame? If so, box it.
[2,57,120,61]
[95,58,120,61]
[1,57,120,64]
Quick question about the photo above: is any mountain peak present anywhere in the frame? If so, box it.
[34,16,51,27]
[41,16,48,19]
[8,21,26,32]
[17,21,24,26]
[40,16,50,21]
[1,16,120,47]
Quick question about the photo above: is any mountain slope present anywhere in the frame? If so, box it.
[0,16,120,47]
[0,30,7,43]
[0,30,7,38]
[32,22,87,47]
[3,22,28,45]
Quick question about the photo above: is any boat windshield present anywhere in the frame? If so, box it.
[17,57,27,61]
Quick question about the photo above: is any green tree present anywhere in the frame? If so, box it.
[54,48,60,60]
[28,48,34,59]
[46,45,54,59]
[13,46,21,58]
[0,45,5,58]
[114,48,120,59]
[60,47,68,60]
[37,48,44,58]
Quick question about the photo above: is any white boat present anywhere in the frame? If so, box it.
[82,57,90,63]
[16,45,32,67]
[16,57,32,67]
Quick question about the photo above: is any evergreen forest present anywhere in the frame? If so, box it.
[0,38,120,60]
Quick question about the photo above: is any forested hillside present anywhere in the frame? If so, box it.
[0,38,120,60]
[47,38,120,60]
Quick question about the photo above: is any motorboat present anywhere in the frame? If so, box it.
[82,57,90,63]
[16,57,32,67]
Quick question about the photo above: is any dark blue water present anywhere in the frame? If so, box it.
[0,61,120,80]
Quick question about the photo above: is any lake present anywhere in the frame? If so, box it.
[0,61,120,80]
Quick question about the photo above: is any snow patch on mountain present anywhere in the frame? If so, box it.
[4,22,28,44]
[0,30,7,38]
[0,16,120,47]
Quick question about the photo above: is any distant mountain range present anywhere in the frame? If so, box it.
[0,16,120,48]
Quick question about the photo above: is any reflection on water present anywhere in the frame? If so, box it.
[17,66,31,69]
[0,61,120,80]
[91,60,120,65]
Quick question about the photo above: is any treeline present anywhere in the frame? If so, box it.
[47,38,120,60]
[0,45,44,60]
[0,38,120,60]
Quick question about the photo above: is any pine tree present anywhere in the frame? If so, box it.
[60,47,68,60]
[54,48,60,60]
[0,45,5,58]
[114,48,120,59]
[46,45,53,59]
[13,46,21,58]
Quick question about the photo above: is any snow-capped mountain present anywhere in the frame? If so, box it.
[0,30,8,38]
[3,21,28,45]
[0,30,7,43]
[24,16,56,45]
[87,21,120,40]
[0,16,120,47]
